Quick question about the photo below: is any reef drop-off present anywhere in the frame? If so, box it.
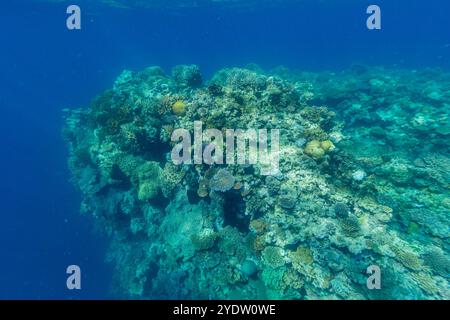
[63,64,449,299]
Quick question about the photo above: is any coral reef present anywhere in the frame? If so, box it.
[64,64,449,300]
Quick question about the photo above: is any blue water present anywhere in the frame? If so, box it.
[0,0,449,299]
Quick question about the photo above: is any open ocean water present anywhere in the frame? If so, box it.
[0,0,449,300]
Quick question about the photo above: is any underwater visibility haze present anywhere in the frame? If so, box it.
[1,0,449,300]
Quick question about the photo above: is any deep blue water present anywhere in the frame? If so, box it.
[0,0,449,299]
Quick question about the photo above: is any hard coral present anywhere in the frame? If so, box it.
[303,139,335,158]
[304,140,325,158]
[172,64,203,88]
[191,229,217,251]
[392,247,422,271]
[209,169,235,192]
[422,249,450,277]
[290,246,314,267]
[137,161,161,201]
[172,100,187,116]
[262,246,285,268]
[241,259,258,277]
[339,215,361,237]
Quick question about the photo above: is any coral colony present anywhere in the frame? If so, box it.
[170,121,280,175]
[63,65,450,299]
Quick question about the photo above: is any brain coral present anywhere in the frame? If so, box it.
[172,100,187,115]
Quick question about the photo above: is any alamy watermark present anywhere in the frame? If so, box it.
[66,5,380,31]
[171,121,280,176]
[66,265,81,290]
[367,5,381,30]
[366,265,381,290]
[66,5,81,30]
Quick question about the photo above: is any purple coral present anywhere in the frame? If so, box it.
[209,169,235,192]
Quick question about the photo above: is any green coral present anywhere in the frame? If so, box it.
[410,272,441,297]
[339,215,361,238]
[262,246,285,268]
[191,229,218,251]
[290,246,314,267]
[392,247,423,271]
[137,161,161,201]
[116,154,143,183]
[422,249,450,277]
[261,266,286,291]
[160,162,185,198]
[217,227,248,260]
[138,182,159,201]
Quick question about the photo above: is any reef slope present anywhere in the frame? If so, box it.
[63,65,449,299]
